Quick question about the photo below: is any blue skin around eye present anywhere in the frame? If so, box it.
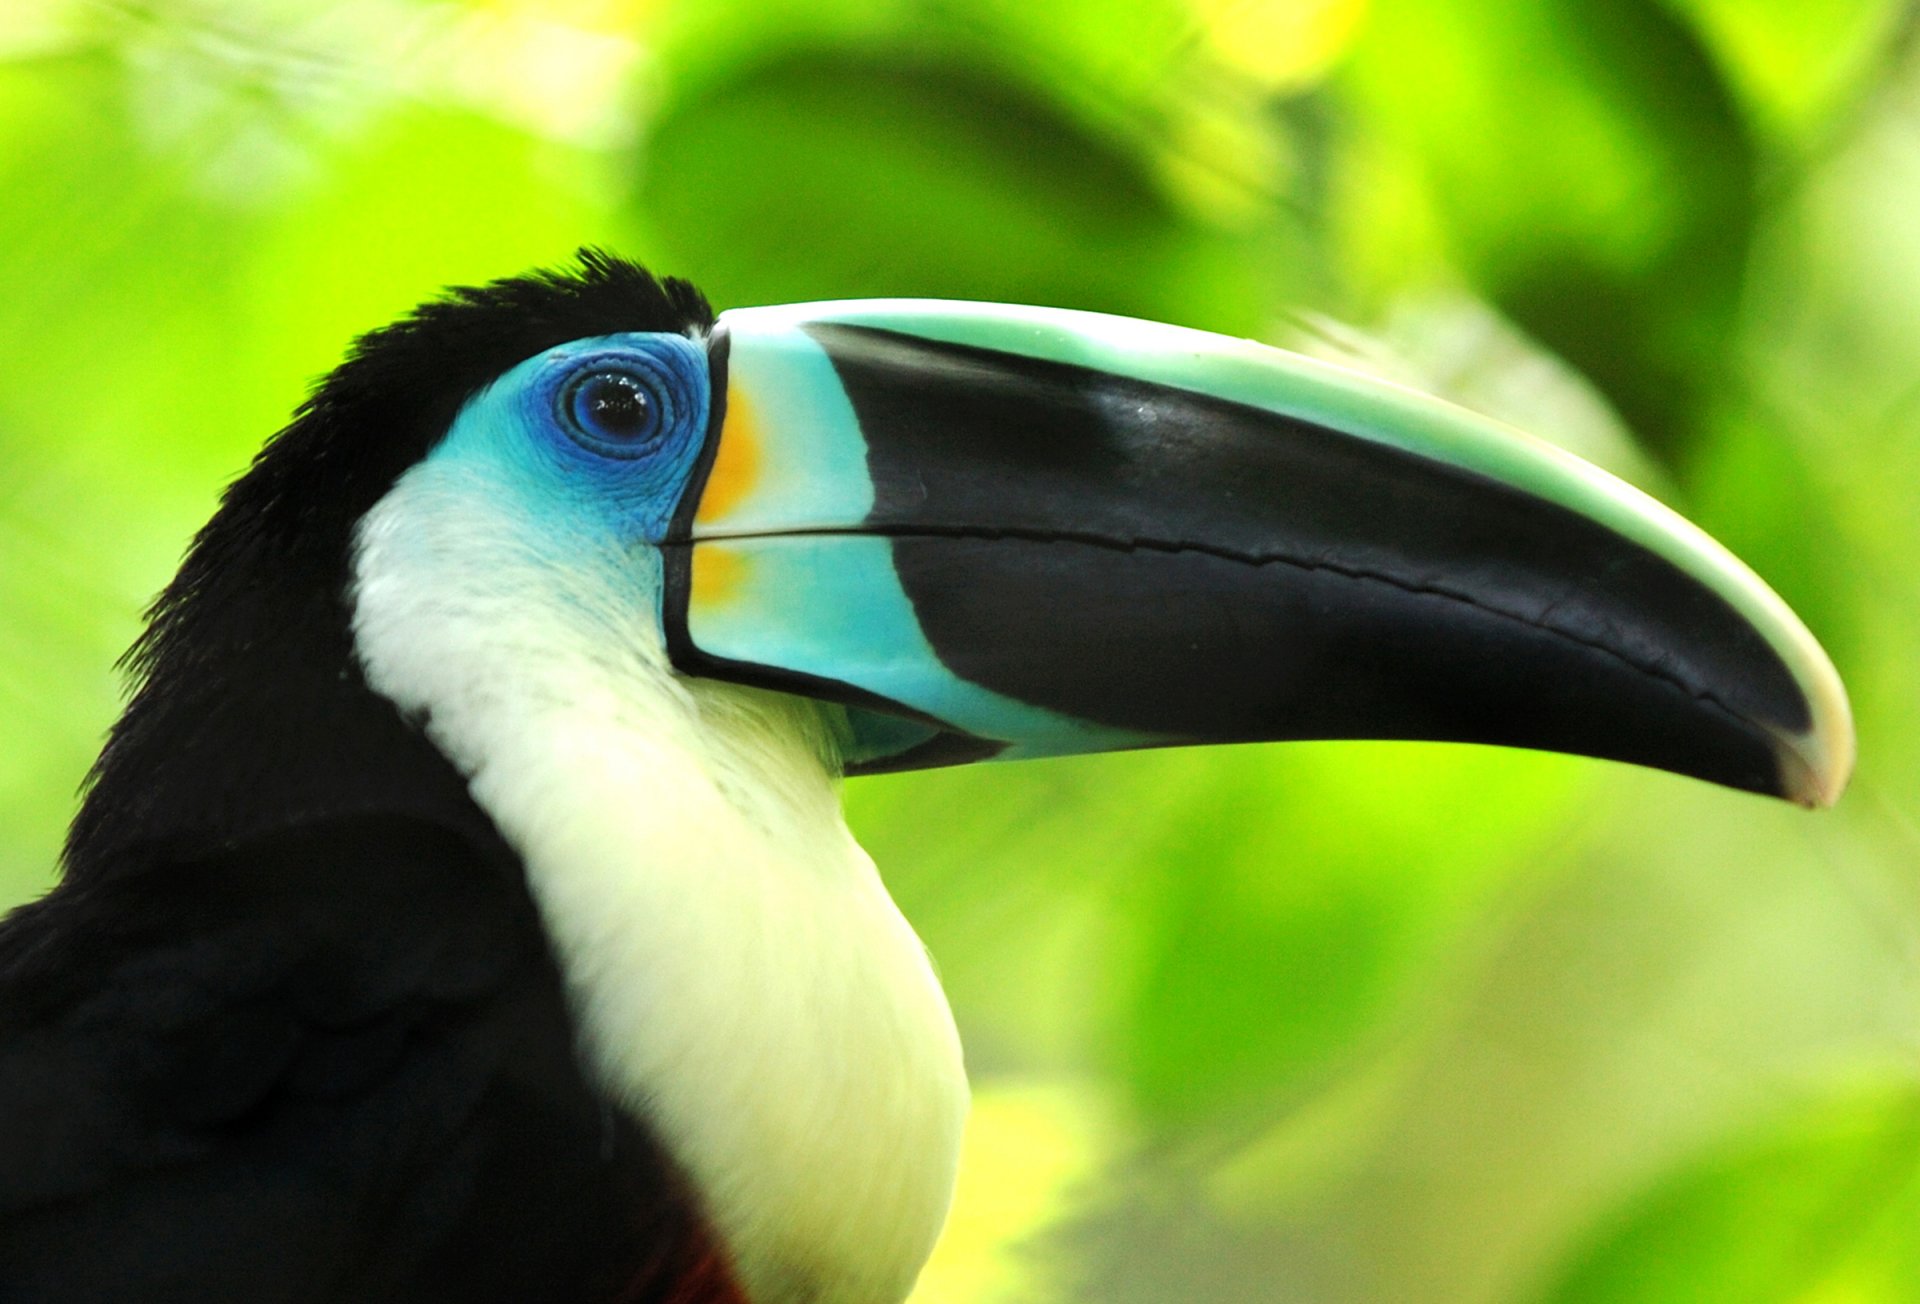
[430,332,712,546]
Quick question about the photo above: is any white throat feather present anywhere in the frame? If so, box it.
[349,456,968,1304]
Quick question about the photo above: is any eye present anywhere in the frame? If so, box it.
[561,367,662,455]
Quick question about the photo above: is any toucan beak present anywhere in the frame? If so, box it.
[659,300,1853,806]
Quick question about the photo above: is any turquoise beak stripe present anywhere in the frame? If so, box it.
[682,531,1156,765]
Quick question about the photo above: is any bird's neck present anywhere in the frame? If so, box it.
[350,466,968,1304]
[68,549,485,880]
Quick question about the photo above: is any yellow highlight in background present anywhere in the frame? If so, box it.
[1191,0,1371,88]
[910,1078,1119,1304]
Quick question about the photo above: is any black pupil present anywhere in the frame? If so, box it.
[583,373,650,439]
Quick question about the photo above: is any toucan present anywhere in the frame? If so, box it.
[0,252,1851,1304]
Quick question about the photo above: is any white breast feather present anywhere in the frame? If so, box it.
[350,460,969,1304]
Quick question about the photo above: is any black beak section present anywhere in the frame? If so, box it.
[671,301,1852,805]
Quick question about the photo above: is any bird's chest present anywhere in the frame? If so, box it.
[347,503,967,1303]
[460,711,969,1304]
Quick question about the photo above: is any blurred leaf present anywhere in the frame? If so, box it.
[634,45,1294,330]
[1042,774,1920,1304]
[1343,0,1757,461]
[1663,0,1910,144]
[1537,1082,1920,1304]
[648,0,1303,214]
[1116,744,1583,1125]
[1743,61,1920,441]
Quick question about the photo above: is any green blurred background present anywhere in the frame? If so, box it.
[4,0,1919,1299]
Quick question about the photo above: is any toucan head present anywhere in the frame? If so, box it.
[138,250,1852,828]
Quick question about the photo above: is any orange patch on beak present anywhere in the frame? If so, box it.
[690,545,746,607]
[695,384,761,528]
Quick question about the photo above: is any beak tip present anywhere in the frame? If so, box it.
[1750,601,1855,808]
[1773,698,1855,810]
